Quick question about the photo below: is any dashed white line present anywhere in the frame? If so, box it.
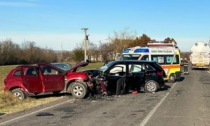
[140,82,177,126]
[0,98,75,126]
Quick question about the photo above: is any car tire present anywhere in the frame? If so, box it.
[11,88,26,100]
[168,74,175,83]
[144,80,158,93]
[70,82,87,99]
[116,77,126,95]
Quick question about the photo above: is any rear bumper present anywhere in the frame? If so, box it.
[191,63,209,68]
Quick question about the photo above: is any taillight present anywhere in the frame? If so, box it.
[156,71,163,76]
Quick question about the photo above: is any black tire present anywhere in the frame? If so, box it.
[70,82,87,99]
[11,88,26,100]
[116,77,126,95]
[144,80,158,93]
[168,74,175,83]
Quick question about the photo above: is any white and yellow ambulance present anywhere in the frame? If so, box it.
[118,42,181,83]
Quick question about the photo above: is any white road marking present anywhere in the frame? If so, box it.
[0,98,75,126]
[139,83,177,126]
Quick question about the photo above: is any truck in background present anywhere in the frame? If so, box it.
[190,42,210,70]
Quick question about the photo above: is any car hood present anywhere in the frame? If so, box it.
[68,61,89,72]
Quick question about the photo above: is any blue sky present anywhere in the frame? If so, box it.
[0,0,210,52]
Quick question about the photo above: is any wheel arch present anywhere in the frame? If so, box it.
[66,79,87,93]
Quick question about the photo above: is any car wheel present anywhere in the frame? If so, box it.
[168,74,175,83]
[11,88,26,100]
[144,80,158,93]
[70,82,87,99]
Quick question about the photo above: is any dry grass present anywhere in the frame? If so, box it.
[0,62,104,115]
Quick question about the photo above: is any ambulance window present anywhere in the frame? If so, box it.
[174,55,179,64]
[131,54,141,60]
[151,55,164,64]
[141,55,149,60]
[166,56,173,63]
[152,57,158,62]
[166,55,179,64]
[158,56,164,63]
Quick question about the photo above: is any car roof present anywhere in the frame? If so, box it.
[110,60,156,64]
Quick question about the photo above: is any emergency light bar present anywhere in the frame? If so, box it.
[134,48,149,53]
[147,42,174,47]
[123,49,130,53]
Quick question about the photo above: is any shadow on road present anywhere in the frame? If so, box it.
[177,77,185,82]
[29,93,71,99]
[159,85,171,92]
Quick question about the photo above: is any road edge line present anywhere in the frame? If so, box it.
[139,83,177,126]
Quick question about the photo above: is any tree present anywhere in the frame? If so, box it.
[0,40,21,65]
[87,42,100,62]
[108,28,136,59]
[164,37,177,45]
[72,47,84,61]
[128,34,152,47]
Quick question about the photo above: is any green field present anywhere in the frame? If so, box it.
[0,62,103,115]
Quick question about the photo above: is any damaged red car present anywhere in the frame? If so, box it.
[4,61,92,100]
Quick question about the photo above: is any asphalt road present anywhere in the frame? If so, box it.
[1,68,210,126]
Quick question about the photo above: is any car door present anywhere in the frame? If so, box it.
[105,63,126,93]
[127,63,145,90]
[21,66,43,93]
[39,64,65,92]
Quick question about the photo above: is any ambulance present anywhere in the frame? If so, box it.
[118,42,181,83]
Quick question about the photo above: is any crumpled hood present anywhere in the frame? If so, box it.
[68,61,88,72]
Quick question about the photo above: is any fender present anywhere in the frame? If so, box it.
[5,80,28,93]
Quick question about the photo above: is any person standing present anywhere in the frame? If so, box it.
[183,58,189,74]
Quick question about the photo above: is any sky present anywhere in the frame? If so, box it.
[0,0,210,52]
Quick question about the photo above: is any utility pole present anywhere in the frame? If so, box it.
[61,42,63,62]
[81,28,88,61]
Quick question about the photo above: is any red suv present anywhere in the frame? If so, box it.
[4,61,92,100]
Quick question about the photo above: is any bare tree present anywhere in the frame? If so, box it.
[108,28,137,59]
[0,39,21,65]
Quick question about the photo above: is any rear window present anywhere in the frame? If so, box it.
[145,64,155,71]
[13,70,20,76]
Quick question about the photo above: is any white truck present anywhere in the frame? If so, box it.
[190,42,210,69]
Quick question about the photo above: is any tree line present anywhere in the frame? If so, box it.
[0,30,179,65]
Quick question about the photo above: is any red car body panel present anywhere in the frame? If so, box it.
[4,62,90,95]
